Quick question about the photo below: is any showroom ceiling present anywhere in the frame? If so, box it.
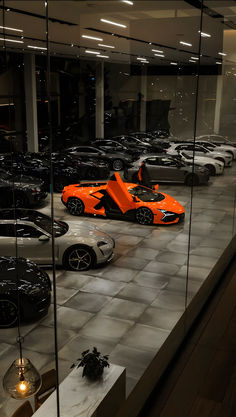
[0,1,235,66]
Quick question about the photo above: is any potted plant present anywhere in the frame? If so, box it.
[71,347,110,380]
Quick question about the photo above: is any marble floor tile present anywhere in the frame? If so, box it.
[23,325,76,354]
[109,344,154,380]
[80,277,125,296]
[121,324,170,352]
[138,307,183,330]
[79,315,134,343]
[140,238,169,250]
[189,255,217,269]
[144,261,180,275]
[133,271,169,290]
[56,273,93,289]
[97,265,138,282]
[55,286,80,306]
[190,247,224,258]
[177,265,210,281]
[64,291,111,313]
[126,247,159,260]
[113,256,149,270]
[116,235,144,246]
[42,306,94,330]
[152,290,186,311]
[116,283,160,304]
[98,298,147,321]
[156,251,188,266]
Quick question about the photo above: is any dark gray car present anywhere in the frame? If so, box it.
[66,145,132,171]
[124,155,210,186]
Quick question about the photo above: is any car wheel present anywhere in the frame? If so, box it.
[215,157,225,166]
[0,298,18,328]
[112,159,124,171]
[136,207,153,225]
[67,198,84,216]
[185,174,199,186]
[205,164,216,176]
[64,245,95,271]
[54,178,68,193]
[87,167,98,179]
[14,193,28,208]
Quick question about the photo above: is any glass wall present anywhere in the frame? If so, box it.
[0,2,235,417]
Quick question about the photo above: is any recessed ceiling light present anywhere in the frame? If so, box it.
[218,52,227,56]
[198,31,211,38]
[98,43,115,49]
[189,59,197,63]
[122,0,133,4]
[97,55,109,58]
[170,62,178,65]
[100,18,127,28]
[82,35,103,41]
[0,38,24,44]
[154,54,165,58]
[27,45,47,50]
[149,42,152,45]
[85,50,100,54]
[191,57,199,60]
[180,41,192,47]
[0,25,23,33]
[152,49,163,53]
[216,61,222,65]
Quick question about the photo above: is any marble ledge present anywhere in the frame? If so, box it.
[33,363,126,417]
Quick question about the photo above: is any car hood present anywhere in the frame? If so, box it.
[143,193,184,214]
[183,155,224,166]
[64,220,112,242]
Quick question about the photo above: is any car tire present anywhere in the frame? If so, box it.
[14,193,28,208]
[205,164,216,176]
[67,198,84,216]
[112,159,124,171]
[136,207,153,225]
[215,157,225,166]
[54,177,68,193]
[63,245,95,271]
[0,298,18,328]
[185,174,199,186]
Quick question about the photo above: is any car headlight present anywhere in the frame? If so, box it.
[159,209,175,216]
[32,186,41,193]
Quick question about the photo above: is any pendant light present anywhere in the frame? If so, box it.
[2,257,42,399]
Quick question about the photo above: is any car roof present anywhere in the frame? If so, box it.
[0,209,44,220]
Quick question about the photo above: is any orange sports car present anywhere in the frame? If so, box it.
[61,173,185,225]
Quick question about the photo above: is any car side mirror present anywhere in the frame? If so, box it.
[132,196,139,202]
[154,184,159,191]
[39,234,50,242]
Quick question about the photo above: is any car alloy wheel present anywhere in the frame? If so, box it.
[136,207,153,225]
[205,164,216,176]
[14,193,28,208]
[67,198,84,216]
[185,174,199,186]
[0,299,18,328]
[112,159,124,171]
[67,246,93,271]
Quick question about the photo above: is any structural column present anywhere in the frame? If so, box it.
[214,75,223,134]
[24,53,38,152]
[140,66,147,132]
[96,61,104,139]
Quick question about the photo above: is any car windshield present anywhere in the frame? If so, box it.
[19,211,68,237]
[129,186,165,202]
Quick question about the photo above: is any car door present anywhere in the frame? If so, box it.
[0,223,17,256]
[158,157,184,182]
[15,223,54,263]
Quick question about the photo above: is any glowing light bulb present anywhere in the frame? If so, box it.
[16,378,29,394]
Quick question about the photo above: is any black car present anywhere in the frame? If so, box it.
[0,169,47,208]
[131,132,170,150]
[0,153,110,192]
[92,139,140,161]
[112,135,165,155]
[66,145,133,171]
[0,256,51,327]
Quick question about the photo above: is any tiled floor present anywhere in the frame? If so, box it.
[1,165,235,417]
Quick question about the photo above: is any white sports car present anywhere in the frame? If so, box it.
[196,140,236,159]
[175,151,224,175]
[167,143,233,167]
[0,209,114,271]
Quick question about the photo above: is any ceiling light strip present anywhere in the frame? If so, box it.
[98,44,114,48]
[0,37,23,43]
[100,18,127,28]
[0,25,23,32]
[82,35,103,41]
[27,45,47,50]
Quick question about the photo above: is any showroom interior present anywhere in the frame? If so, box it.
[0,1,235,416]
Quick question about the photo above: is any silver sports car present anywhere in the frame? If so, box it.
[0,209,114,271]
